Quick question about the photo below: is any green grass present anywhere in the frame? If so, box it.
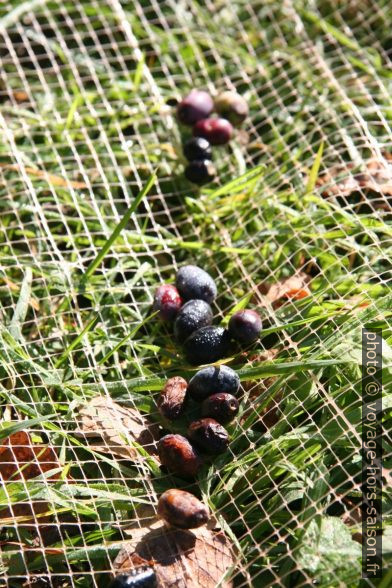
[0,0,391,586]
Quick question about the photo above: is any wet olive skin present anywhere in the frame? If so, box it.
[174,299,213,343]
[183,326,231,365]
[188,365,240,401]
[176,265,217,304]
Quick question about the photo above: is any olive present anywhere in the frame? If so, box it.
[158,489,209,529]
[188,418,229,455]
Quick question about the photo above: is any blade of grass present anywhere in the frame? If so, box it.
[306,141,324,195]
[81,172,156,282]
[0,415,55,441]
[55,315,99,368]
[98,311,158,365]
[9,266,33,341]
[133,53,145,90]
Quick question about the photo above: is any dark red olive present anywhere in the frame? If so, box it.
[176,90,214,126]
[158,377,188,420]
[188,418,229,454]
[214,91,249,126]
[193,117,233,145]
[153,284,182,321]
[158,489,209,529]
[228,309,262,344]
[157,434,203,478]
[201,393,239,424]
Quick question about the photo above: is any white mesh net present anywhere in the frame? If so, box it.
[0,0,391,586]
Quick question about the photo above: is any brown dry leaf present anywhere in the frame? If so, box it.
[317,156,392,209]
[114,518,234,588]
[264,273,311,306]
[0,164,87,190]
[0,431,60,522]
[76,396,160,461]
[0,431,60,481]
[255,273,311,309]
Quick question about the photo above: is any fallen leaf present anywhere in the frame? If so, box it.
[0,431,60,522]
[0,431,59,481]
[264,273,311,306]
[114,516,234,588]
[75,396,160,461]
[317,155,392,210]
[0,164,87,190]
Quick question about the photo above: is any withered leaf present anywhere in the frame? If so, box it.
[75,396,160,461]
[317,155,392,209]
[114,518,234,588]
[0,431,60,522]
[0,431,59,482]
[256,273,311,308]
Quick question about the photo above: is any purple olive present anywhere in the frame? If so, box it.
[193,117,233,145]
[177,90,214,126]
[228,309,262,344]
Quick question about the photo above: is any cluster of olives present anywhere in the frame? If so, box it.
[153,264,262,365]
[176,89,249,185]
[109,266,261,585]
[157,364,241,478]
[153,264,262,477]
